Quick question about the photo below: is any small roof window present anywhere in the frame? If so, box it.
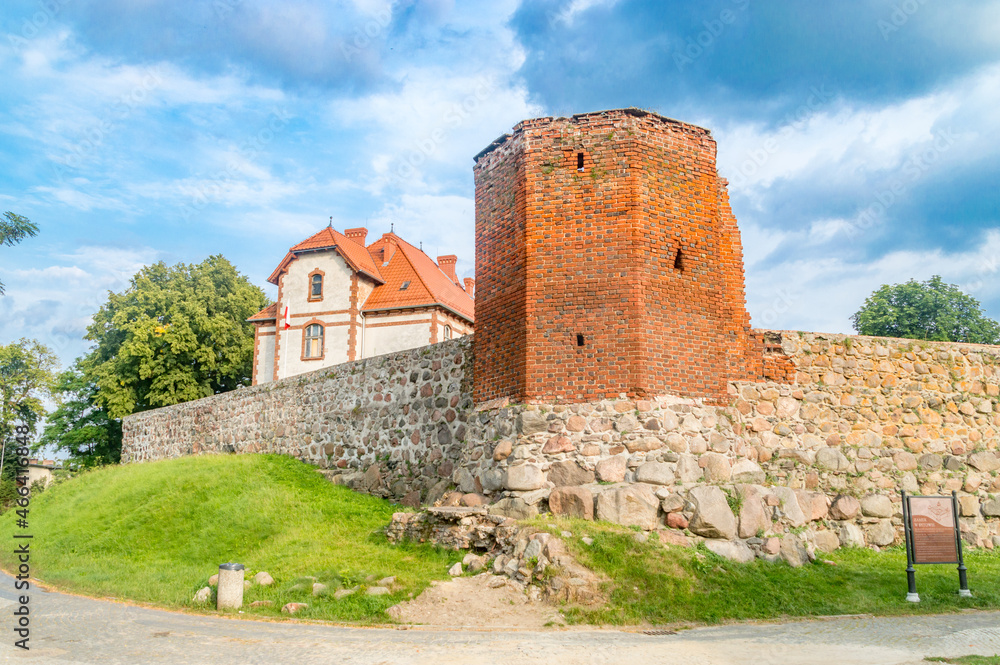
[400,281,410,290]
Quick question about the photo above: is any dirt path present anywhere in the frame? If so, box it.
[386,573,566,629]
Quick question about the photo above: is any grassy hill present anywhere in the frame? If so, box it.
[0,455,458,622]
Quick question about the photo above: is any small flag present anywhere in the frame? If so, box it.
[283,305,291,330]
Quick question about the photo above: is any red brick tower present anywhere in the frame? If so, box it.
[473,108,758,405]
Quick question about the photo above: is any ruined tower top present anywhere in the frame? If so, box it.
[473,108,762,405]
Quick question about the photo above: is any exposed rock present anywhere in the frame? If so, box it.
[334,588,356,600]
[488,497,538,520]
[312,583,328,596]
[860,494,893,518]
[676,454,702,483]
[548,460,595,487]
[367,586,391,596]
[813,530,840,553]
[780,536,810,568]
[893,451,918,471]
[699,453,731,482]
[448,562,463,576]
[542,435,575,454]
[253,571,273,586]
[281,603,308,614]
[192,587,211,603]
[595,485,660,530]
[864,519,896,547]
[208,574,219,586]
[595,456,627,482]
[730,459,764,484]
[378,576,396,587]
[968,452,1000,473]
[771,486,807,527]
[250,600,273,608]
[505,464,545,491]
[816,447,850,471]
[635,462,676,485]
[830,495,861,520]
[492,440,513,461]
[737,487,770,539]
[919,454,943,470]
[704,539,755,563]
[983,496,1000,517]
[548,487,594,520]
[958,495,981,517]
[518,411,549,435]
[687,486,737,540]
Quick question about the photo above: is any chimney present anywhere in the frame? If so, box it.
[344,227,368,245]
[437,255,458,283]
[464,277,475,298]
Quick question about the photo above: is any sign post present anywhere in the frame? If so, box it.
[901,491,971,602]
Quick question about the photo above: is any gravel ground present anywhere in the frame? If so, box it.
[2,572,998,665]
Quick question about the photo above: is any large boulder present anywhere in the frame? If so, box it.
[736,485,770,539]
[730,460,765,484]
[860,494,893,518]
[816,447,850,471]
[864,519,896,547]
[780,535,810,568]
[771,486,807,527]
[981,496,1000,517]
[676,454,702,483]
[687,486,737,540]
[704,539,755,563]
[505,464,545,491]
[830,495,861,520]
[595,456,627,482]
[699,453,732,482]
[518,411,549,435]
[838,522,866,548]
[968,452,1000,473]
[548,487,594,520]
[548,460,595,487]
[595,485,660,530]
[813,530,840,553]
[488,497,538,520]
[635,462,676,485]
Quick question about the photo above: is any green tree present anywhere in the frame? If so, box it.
[0,211,39,295]
[0,338,57,481]
[41,361,122,466]
[851,275,1000,344]
[83,255,268,419]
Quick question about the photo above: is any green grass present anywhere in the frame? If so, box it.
[926,657,1000,664]
[529,517,1000,626]
[0,455,459,622]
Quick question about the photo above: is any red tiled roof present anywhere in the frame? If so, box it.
[248,302,277,322]
[362,234,475,322]
[267,227,384,285]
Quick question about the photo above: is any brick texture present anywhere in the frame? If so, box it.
[474,109,767,404]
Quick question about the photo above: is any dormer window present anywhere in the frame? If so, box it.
[400,281,410,290]
[308,269,325,301]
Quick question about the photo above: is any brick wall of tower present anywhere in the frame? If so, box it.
[474,109,763,404]
[473,132,529,403]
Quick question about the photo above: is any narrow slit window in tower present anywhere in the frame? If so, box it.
[576,333,585,347]
[577,152,584,171]
[674,248,684,271]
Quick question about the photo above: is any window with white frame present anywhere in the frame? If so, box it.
[304,323,324,358]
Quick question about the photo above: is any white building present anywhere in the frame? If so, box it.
[248,226,475,384]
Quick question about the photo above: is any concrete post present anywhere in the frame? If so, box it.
[217,563,245,610]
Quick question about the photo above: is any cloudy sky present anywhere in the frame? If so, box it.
[1,0,999,368]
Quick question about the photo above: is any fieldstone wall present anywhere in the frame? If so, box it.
[123,330,1000,553]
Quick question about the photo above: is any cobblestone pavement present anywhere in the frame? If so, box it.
[2,574,998,665]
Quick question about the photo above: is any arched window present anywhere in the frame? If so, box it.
[310,273,323,299]
[443,325,452,340]
[303,323,324,359]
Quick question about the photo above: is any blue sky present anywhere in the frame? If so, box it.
[1,0,999,369]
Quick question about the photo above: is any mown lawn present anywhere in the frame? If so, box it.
[530,516,1000,626]
[0,455,459,622]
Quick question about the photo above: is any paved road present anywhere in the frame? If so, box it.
[1,573,998,664]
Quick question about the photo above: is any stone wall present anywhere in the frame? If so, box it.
[123,330,1000,552]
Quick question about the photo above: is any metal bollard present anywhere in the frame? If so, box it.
[217,563,245,610]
